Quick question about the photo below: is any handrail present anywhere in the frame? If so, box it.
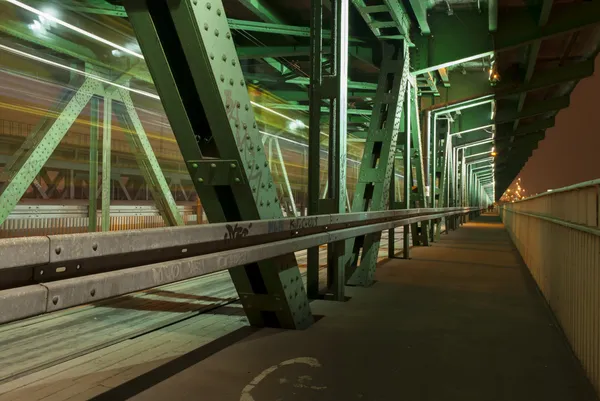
[502,208,600,237]
[509,179,600,203]
[0,207,481,324]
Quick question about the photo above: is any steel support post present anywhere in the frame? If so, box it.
[429,111,437,241]
[409,83,429,246]
[307,0,348,300]
[388,163,396,258]
[112,89,184,226]
[89,96,100,232]
[101,95,112,232]
[123,0,313,329]
[307,0,324,299]
[402,85,412,259]
[0,78,100,226]
[325,0,349,300]
[345,43,410,286]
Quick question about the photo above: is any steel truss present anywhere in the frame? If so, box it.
[345,43,410,287]
[122,0,313,329]
[0,73,183,229]
[307,0,349,301]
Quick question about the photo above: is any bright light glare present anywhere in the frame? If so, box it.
[0,43,158,99]
[7,0,144,60]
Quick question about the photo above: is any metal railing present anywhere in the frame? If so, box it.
[0,204,201,238]
[0,207,479,324]
[501,179,600,395]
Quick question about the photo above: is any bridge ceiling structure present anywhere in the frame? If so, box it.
[0,0,599,200]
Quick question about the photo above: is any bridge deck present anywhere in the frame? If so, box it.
[1,215,597,401]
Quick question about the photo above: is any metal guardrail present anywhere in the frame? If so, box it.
[0,207,480,324]
[501,180,600,396]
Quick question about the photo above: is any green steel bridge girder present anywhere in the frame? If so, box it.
[345,44,411,287]
[122,0,312,330]
[0,78,101,226]
[411,1,600,74]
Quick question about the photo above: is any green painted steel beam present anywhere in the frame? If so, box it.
[412,2,600,74]
[237,45,374,63]
[407,0,431,34]
[270,89,376,102]
[101,95,112,232]
[352,0,412,39]
[122,0,313,329]
[489,0,498,32]
[239,0,284,23]
[346,44,410,286]
[266,103,372,115]
[0,78,100,226]
[286,77,377,90]
[497,95,569,125]
[227,19,364,42]
[89,96,100,232]
[113,89,184,226]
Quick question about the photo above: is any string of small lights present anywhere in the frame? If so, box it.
[499,177,526,203]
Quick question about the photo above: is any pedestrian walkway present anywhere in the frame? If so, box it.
[2,215,598,401]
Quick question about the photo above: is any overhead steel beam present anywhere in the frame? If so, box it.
[497,117,555,138]
[227,19,363,42]
[438,68,450,87]
[237,45,374,63]
[412,3,600,74]
[122,0,313,329]
[287,77,377,90]
[513,0,554,131]
[267,103,372,115]
[407,0,431,34]
[496,95,569,125]
[489,0,498,32]
[352,0,412,39]
[239,0,284,23]
[270,89,376,102]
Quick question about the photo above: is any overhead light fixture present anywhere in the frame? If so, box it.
[287,119,306,130]
[6,0,144,60]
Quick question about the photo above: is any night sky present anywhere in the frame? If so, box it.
[517,56,600,196]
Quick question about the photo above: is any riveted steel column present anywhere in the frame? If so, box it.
[308,0,348,300]
[101,95,112,232]
[409,84,429,246]
[308,0,325,299]
[388,162,396,258]
[324,0,349,300]
[429,110,438,240]
[0,78,100,226]
[113,89,183,226]
[89,96,100,232]
[402,84,412,258]
[123,0,313,329]
[346,43,409,286]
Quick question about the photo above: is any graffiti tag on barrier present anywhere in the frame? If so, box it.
[218,252,248,269]
[224,223,253,241]
[290,217,318,231]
